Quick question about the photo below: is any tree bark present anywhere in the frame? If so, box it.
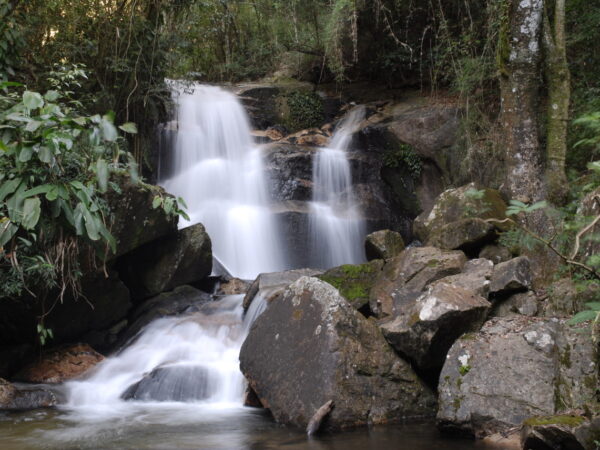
[543,0,570,205]
[499,0,546,204]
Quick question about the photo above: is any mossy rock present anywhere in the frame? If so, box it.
[318,260,384,314]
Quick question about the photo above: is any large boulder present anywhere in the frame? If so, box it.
[118,223,212,300]
[431,258,494,298]
[0,378,57,410]
[380,283,490,371]
[492,291,539,317]
[317,260,384,313]
[489,256,532,296]
[437,317,598,438]
[239,277,436,430]
[413,183,506,243]
[521,415,600,450]
[479,244,513,264]
[117,285,212,347]
[106,177,178,258]
[14,344,103,384]
[426,218,496,254]
[370,247,467,318]
[364,230,405,261]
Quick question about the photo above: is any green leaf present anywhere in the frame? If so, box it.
[38,146,53,163]
[96,159,109,193]
[98,224,117,254]
[82,206,100,241]
[7,184,26,222]
[44,90,60,102]
[584,302,600,312]
[568,310,598,325]
[23,91,44,110]
[177,197,188,209]
[152,196,162,209]
[18,146,33,162]
[0,221,18,248]
[73,203,85,236]
[23,184,53,197]
[45,186,58,202]
[119,122,138,134]
[21,197,41,230]
[25,120,43,132]
[100,116,117,142]
[0,178,22,202]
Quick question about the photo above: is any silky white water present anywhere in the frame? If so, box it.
[309,107,367,269]
[159,84,285,280]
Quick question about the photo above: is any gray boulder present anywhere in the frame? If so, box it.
[364,230,405,261]
[431,258,494,298]
[426,218,496,254]
[492,291,539,317]
[380,283,490,371]
[1,378,57,410]
[479,245,513,264]
[489,256,532,296]
[239,277,436,430]
[370,247,467,318]
[521,415,600,450]
[437,317,598,438]
[119,223,212,300]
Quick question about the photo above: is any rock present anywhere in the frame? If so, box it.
[370,247,467,318]
[118,223,212,300]
[576,187,600,264]
[122,365,212,402]
[521,415,600,450]
[481,431,522,449]
[0,378,57,410]
[437,317,598,438]
[542,278,600,318]
[426,218,496,254]
[380,283,490,371]
[218,278,250,296]
[306,400,334,436]
[413,183,506,243]
[318,260,384,313]
[492,291,539,317]
[117,285,212,346]
[239,277,436,430]
[479,245,513,264]
[489,257,532,296]
[243,268,323,312]
[243,385,263,408]
[431,258,494,298]
[14,344,104,384]
[364,230,405,261]
[106,176,178,258]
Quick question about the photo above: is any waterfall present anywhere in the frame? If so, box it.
[159,83,285,280]
[308,107,367,269]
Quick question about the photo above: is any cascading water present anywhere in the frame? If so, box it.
[309,107,367,269]
[159,83,285,280]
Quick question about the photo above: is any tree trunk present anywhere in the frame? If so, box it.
[543,0,570,205]
[498,0,545,204]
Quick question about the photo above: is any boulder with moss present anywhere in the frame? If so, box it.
[370,247,467,318]
[521,415,600,450]
[239,277,436,430]
[365,230,405,261]
[413,183,506,243]
[489,256,532,296]
[437,317,598,438]
[318,260,384,313]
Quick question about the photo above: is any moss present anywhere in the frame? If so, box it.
[560,344,572,369]
[279,90,324,131]
[523,415,586,428]
[460,333,477,341]
[427,259,440,267]
[318,261,382,303]
[456,377,463,388]
[408,312,421,327]
[459,365,471,376]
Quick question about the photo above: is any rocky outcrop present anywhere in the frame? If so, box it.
[122,365,211,402]
[117,285,212,346]
[380,283,490,371]
[370,247,467,318]
[106,176,178,258]
[413,183,506,243]
[218,278,250,296]
[318,260,384,313]
[365,230,405,261]
[489,256,532,296]
[239,277,436,430]
[521,415,600,450]
[118,223,212,300]
[14,344,103,384]
[437,317,598,438]
[0,378,57,410]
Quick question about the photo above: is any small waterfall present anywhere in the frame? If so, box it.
[159,84,285,280]
[64,295,258,413]
[309,107,367,269]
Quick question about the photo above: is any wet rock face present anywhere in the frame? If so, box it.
[14,344,104,384]
[489,256,532,296]
[240,277,436,430]
[437,317,598,438]
[364,230,405,261]
[370,247,467,318]
[380,283,490,372]
[118,223,212,301]
[122,365,212,402]
[0,378,56,410]
[413,183,506,243]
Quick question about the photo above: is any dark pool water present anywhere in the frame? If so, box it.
[0,404,502,450]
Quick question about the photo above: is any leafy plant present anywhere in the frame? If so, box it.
[284,91,324,131]
[152,194,190,221]
[383,143,422,179]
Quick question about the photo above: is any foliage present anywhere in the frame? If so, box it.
[152,194,189,221]
[0,71,137,305]
[0,0,24,80]
[383,143,422,179]
[284,91,324,131]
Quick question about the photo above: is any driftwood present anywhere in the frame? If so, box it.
[306,400,334,436]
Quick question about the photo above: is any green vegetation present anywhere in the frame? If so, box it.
[284,91,324,131]
[383,143,422,179]
[523,415,586,427]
